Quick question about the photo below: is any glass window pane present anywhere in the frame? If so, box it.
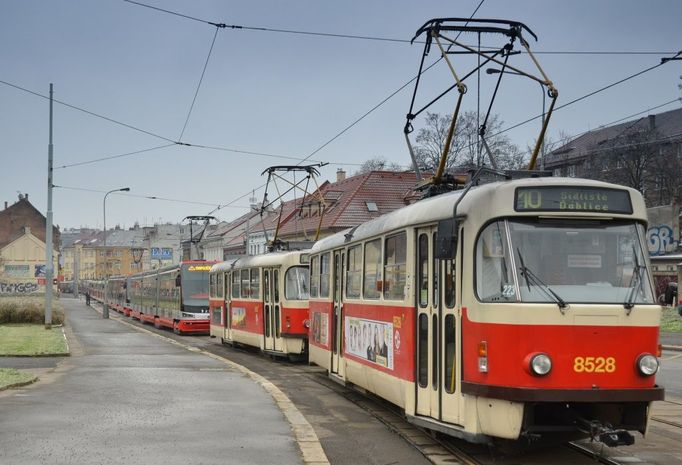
[418,234,428,307]
[310,256,319,298]
[264,270,270,302]
[476,221,516,302]
[274,269,280,303]
[320,253,330,298]
[433,232,439,308]
[346,245,362,298]
[384,232,406,300]
[285,266,310,300]
[418,314,428,388]
[444,314,456,393]
[444,260,456,308]
[241,269,249,299]
[363,239,382,299]
[432,314,438,389]
[217,273,224,299]
[232,272,240,298]
[251,269,260,299]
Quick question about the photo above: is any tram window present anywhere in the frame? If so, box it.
[240,269,250,298]
[346,245,362,298]
[232,272,240,299]
[364,239,382,299]
[209,274,216,299]
[432,232,439,308]
[285,266,309,300]
[444,314,456,394]
[320,253,330,298]
[273,269,280,303]
[264,270,270,302]
[432,314,438,390]
[384,232,406,301]
[476,221,516,302]
[310,256,319,298]
[418,234,428,307]
[418,314,428,388]
[444,260,456,308]
[217,273,224,299]
[251,269,261,299]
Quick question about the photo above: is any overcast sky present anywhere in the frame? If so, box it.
[1,0,680,231]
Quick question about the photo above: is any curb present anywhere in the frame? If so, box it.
[96,305,330,465]
[662,345,682,352]
[0,375,38,392]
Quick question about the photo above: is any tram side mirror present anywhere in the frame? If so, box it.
[436,218,457,260]
[175,275,181,287]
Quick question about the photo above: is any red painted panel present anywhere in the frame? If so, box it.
[230,299,264,335]
[209,298,224,328]
[461,308,660,389]
[280,306,309,337]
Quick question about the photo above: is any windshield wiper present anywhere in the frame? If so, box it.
[624,245,646,313]
[517,248,568,312]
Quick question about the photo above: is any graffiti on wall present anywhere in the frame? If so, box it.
[0,282,39,294]
[647,225,679,256]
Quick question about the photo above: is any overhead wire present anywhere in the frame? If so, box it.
[54,144,176,169]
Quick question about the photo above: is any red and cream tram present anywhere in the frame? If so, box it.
[126,260,215,334]
[308,176,663,446]
[209,251,310,358]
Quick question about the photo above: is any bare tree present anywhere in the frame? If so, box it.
[356,156,403,174]
[413,111,526,171]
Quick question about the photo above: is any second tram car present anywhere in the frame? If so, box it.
[308,176,663,446]
[209,251,310,358]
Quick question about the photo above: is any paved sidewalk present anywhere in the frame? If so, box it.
[661,331,682,350]
[0,297,302,465]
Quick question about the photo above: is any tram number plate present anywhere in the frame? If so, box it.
[573,356,615,373]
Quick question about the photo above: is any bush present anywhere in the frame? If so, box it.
[0,297,64,325]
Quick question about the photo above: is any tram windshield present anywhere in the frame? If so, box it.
[180,264,211,306]
[476,219,655,305]
[285,266,310,301]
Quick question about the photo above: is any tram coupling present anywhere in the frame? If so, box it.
[579,419,635,447]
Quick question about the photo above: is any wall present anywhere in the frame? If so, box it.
[0,232,58,295]
[646,204,681,256]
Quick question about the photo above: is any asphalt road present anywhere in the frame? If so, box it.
[657,350,682,399]
[0,297,302,465]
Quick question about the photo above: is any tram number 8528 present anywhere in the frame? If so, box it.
[573,356,616,373]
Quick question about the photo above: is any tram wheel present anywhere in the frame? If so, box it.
[173,322,181,335]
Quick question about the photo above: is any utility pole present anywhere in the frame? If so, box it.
[45,83,54,330]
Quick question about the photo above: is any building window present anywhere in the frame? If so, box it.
[567,165,576,177]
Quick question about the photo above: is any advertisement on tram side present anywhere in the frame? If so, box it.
[345,317,394,370]
[311,312,329,346]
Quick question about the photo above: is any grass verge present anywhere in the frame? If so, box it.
[0,296,64,325]
[661,305,682,333]
[0,324,69,356]
[0,368,37,390]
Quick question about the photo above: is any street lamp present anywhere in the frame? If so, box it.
[486,68,547,170]
[103,187,130,319]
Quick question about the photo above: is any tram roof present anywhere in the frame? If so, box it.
[210,250,307,273]
[311,177,646,253]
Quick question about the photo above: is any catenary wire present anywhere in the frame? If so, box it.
[178,26,220,141]
[122,1,677,55]
[55,144,176,169]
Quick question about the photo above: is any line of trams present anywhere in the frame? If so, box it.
[88,176,664,448]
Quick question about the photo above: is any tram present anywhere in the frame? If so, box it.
[126,260,216,334]
[308,176,663,446]
[209,251,310,358]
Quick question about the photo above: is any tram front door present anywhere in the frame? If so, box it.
[331,250,345,376]
[415,226,461,425]
[263,268,283,352]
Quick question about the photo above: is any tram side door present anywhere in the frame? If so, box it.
[331,249,345,376]
[223,271,232,342]
[415,227,440,419]
[263,268,283,352]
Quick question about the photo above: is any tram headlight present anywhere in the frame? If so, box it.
[636,354,659,376]
[529,353,552,376]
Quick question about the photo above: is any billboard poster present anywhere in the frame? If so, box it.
[311,312,328,346]
[34,264,46,277]
[151,247,173,260]
[231,307,246,328]
[345,317,393,370]
[4,265,30,278]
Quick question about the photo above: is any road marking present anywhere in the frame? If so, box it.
[661,353,682,361]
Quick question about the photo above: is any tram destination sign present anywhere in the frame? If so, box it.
[514,186,632,214]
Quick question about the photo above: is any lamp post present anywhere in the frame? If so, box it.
[103,187,130,319]
[486,68,547,169]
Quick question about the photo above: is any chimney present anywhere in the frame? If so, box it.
[4,201,7,209]
[336,168,346,182]
[23,226,31,235]
[648,114,656,131]
[25,193,28,200]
